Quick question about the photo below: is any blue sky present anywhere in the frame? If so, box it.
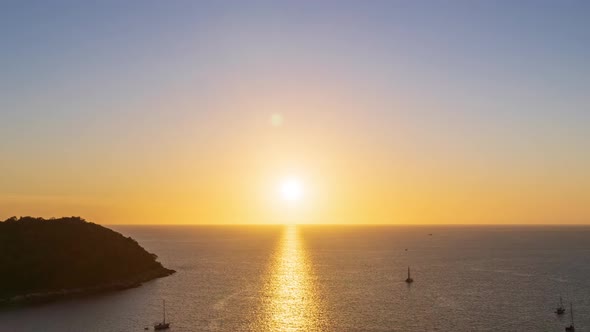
[1,1,589,223]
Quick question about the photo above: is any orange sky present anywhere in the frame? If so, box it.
[2,88,588,224]
[2,2,589,224]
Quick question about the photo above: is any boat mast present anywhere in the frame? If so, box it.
[570,302,574,327]
[408,266,411,279]
[163,299,166,324]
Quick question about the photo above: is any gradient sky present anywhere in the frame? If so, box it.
[1,1,589,224]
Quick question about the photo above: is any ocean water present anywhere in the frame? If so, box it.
[1,225,590,331]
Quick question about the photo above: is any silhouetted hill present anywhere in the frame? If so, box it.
[0,216,174,306]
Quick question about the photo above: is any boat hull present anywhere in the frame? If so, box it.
[154,323,170,330]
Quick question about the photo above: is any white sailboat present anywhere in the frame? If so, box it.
[154,300,171,330]
[405,266,414,283]
[555,296,565,315]
[565,302,575,331]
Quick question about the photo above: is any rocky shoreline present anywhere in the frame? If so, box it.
[1,266,175,307]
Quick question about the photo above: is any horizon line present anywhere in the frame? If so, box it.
[105,223,590,227]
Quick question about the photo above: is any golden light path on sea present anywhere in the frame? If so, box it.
[257,225,325,331]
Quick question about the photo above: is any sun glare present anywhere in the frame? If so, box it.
[280,177,303,202]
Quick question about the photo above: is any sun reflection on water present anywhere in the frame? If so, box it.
[258,225,324,331]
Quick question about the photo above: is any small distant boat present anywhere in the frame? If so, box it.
[565,302,575,331]
[405,266,414,283]
[154,299,171,330]
[555,296,565,315]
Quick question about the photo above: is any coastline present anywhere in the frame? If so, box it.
[0,267,175,308]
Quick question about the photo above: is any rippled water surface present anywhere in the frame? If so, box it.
[2,225,590,331]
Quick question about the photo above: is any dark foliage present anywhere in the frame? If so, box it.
[0,216,171,299]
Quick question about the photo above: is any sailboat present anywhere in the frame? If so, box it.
[555,296,565,315]
[565,302,575,331]
[405,266,414,283]
[154,300,171,330]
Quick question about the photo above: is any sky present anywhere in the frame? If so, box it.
[1,1,589,224]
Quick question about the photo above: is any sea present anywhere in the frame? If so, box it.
[1,225,589,331]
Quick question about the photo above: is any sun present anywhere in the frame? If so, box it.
[280,177,304,202]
